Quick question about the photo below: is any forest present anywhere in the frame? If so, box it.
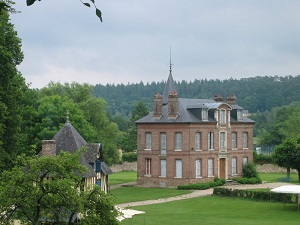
[94,75,300,117]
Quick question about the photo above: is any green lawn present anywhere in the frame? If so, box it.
[259,173,299,183]
[108,171,137,185]
[110,187,192,204]
[121,196,300,225]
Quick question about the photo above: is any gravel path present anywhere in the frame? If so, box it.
[115,182,290,208]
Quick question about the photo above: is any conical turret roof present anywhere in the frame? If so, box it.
[162,72,177,105]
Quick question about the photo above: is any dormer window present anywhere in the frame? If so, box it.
[220,109,226,124]
[237,109,243,121]
[202,108,208,121]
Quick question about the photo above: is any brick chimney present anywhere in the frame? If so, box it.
[226,94,237,105]
[168,92,179,118]
[153,92,163,118]
[213,95,223,102]
[41,140,56,156]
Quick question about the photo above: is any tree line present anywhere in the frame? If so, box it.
[94,75,300,116]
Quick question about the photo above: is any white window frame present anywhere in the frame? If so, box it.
[175,159,182,178]
[160,159,166,177]
[208,132,214,150]
[145,159,151,176]
[160,133,167,155]
[237,109,243,121]
[208,159,214,177]
[231,157,237,175]
[220,132,226,150]
[202,108,208,121]
[231,132,237,149]
[195,159,201,178]
[145,132,152,150]
[175,132,182,150]
[220,109,226,124]
[243,157,248,166]
[243,132,248,149]
[195,132,201,150]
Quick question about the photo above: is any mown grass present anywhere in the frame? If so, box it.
[109,171,137,185]
[259,173,299,183]
[121,196,300,225]
[110,187,192,204]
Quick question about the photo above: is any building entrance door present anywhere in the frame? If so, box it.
[219,158,226,179]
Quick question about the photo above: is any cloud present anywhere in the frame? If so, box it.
[11,0,300,88]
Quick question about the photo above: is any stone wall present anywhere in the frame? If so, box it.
[111,162,137,173]
[257,164,297,173]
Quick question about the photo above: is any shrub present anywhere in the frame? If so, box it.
[213,187,294,203]
[233,177,262,184]
[122,152,137,162]
[177,178,225,190]
[243,163,259,178]
[253,151,273,164]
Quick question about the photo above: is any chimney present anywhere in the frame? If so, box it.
[41,140,56,156]
[213,95,223,102]
[153,92,163,118]
[168,92,179,118]
[226,94,237,105]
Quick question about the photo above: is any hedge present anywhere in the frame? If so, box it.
[233,177,262,184]
[177,178,225,190]
[122,152,137,162]
[213,187,294,203]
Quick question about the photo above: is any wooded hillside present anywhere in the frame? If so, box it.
[94,75,300,116]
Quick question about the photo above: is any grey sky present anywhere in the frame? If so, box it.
[11,0,300,88]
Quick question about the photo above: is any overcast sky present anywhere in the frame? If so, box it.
[11,0,300,89]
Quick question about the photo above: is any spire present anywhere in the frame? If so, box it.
[66,110,70,123]
[169,46,172,75]
[162,48,177,105]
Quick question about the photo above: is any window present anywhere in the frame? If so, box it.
[208,132,214,150]
[231,157,237,175]
[145,159,151,175]
[220,132,226,150]
[237,109,243,121]
[243,132,248,148]
[175,132,182,150]
[160,133,167,155]
[160,159,166,177]
[175,159,182,178]
[202,108,208,121]
[146,132,152,150]
[243,157,248,166]
[220,109,226,124]
[195,132,201,150]
[231,132,237,149]
[208,159,214,177]
[195,159,201,178]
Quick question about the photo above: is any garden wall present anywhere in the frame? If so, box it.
[257,164,297,173]
[111,162,137,173]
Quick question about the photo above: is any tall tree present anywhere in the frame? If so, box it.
[0,7,27,171]
[273,138,300,180]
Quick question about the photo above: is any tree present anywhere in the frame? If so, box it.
[273,138,300,180]
[0,150,120,225]
[0,7,28,171]
[25,0,103,22]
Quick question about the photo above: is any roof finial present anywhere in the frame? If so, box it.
[66,110,70,123]
[169,45,173,74]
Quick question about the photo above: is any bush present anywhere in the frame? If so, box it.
[213,187,294,203]
[253,151,273,164]
[122,152,137,162]
[233,177,262,184]
[243,163,259,178]
[177,178,225,190]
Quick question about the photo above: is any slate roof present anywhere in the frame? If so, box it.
[39,121,113,177]
[162,73,177,105]
[136,97,255,124]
